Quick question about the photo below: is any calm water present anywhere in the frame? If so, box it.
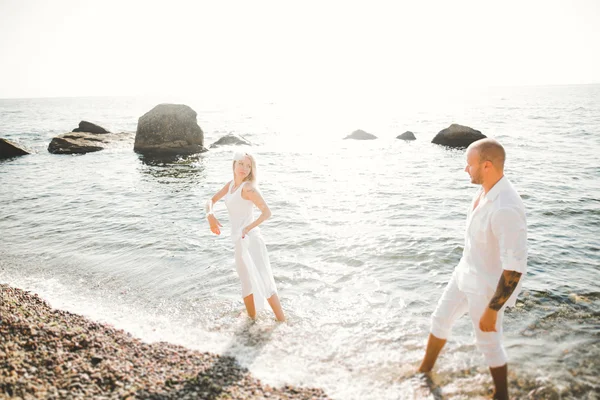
[1,86,599,399]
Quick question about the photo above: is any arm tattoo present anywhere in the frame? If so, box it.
[489,270,522,311]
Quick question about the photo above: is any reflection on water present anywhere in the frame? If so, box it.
[138,153,207,186]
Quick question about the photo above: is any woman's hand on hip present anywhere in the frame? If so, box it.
[242,226,251,238]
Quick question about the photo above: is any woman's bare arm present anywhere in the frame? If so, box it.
[241,183,271,234]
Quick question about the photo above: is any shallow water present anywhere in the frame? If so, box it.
[1,85,599,399]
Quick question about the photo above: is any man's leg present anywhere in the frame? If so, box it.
[418,333,447,372]
[489,364,508,400]
[419,272,468,372]
[468,296,508,399]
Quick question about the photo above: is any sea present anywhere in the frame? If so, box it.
[1,84,599,399]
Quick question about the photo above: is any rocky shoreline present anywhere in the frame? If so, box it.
[0,285,329,399]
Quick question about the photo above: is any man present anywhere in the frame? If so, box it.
[418,139,527,400]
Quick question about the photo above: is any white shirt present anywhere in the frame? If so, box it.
[455,176,527,307]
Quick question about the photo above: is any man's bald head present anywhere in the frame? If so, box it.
[468,139,506,171]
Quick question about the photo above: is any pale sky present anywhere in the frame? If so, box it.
[1,0,599,99]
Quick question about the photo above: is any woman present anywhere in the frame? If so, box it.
[205,152,285,322]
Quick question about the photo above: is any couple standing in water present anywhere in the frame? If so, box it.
[205,138,527,400]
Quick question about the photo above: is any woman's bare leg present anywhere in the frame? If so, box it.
[267,294,285,322]
[243,294,256,319]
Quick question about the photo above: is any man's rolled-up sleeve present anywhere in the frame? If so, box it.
[491,207,528,273]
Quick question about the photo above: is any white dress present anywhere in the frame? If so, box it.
[224,180,278,311]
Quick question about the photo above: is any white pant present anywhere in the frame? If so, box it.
[430,271,508,368]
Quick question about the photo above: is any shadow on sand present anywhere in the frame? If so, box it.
[134,319,278,399]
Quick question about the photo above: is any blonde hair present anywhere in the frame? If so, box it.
[232,153,257,183]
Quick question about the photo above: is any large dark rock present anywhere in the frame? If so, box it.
[210,134,251,148]
[0,138,31,159]
[72,121,110,134]
[397,131,416,141]
[431,124,486,148]
[344,129,377,140]
[134,104,207,156]
[48,132,131,154]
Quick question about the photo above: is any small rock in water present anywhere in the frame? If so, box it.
[344,129,377,140]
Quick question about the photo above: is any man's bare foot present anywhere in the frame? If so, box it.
[418,363,432,373]
[491,390,508,400]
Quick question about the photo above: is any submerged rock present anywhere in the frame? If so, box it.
[0,138,31,159]
[344,129,377,140]
[134,104,207,156]
[210,133,251,148]
[397,131,416,141]
[431,124,486,148]
[48,132,130,154]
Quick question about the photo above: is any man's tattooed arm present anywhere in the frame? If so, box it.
[489,270,522,311]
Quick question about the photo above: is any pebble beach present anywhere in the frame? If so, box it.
[0,284,328,399]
